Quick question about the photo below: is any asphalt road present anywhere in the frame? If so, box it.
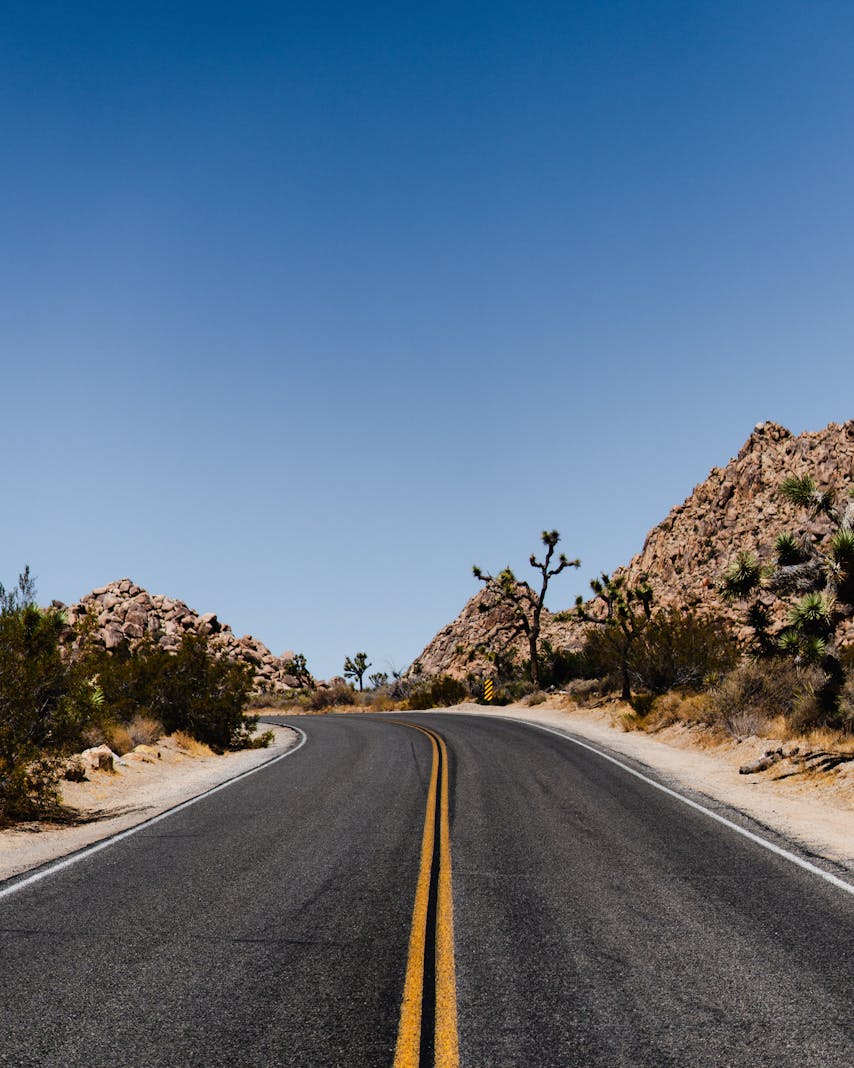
[0,713,851,1067]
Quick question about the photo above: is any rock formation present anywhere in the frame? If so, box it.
[56,578,303,692]
[409,421,854,678]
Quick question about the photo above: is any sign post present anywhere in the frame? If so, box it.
[483,678,494,703]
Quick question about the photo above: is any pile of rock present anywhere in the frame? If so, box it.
[410,420,854,678]
[57,579,304,693]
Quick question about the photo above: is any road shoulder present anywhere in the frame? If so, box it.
[0,725,299,883]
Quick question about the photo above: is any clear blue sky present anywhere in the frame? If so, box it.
[2,2,852,679]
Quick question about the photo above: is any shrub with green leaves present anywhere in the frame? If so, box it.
[0,569,70,823]
[627,608,740,694]
[406,675,468,710]
[146,635,256,752]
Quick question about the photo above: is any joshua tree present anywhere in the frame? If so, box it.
[283,652,314,690]
[721,474,854,722]
[575,572,654,702]
[473,530,580,690]
[368,671,389,690]
[343,652,372,691]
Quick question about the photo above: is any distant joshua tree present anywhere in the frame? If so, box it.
[283,652,314,690]
[473,530,580,690]
[343,652,372,691]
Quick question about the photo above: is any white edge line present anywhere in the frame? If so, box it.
[0,726,308,902]
[510,718,854,897]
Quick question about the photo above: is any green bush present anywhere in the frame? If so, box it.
[582,608,739,697]
[0,572,70,823]
[406,675,468,709]
[627,608,740,694]
[148,635,256,752]
[74,634,257,752]
[537,641,590,689]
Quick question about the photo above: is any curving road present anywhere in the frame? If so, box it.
[0,713,851,1067]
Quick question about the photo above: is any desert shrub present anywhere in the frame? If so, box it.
[304,682,356,711]
[563,677,606,702]
[707,660,818,737]
[524,691,548,706]
[406,675,468,710]
[126,715,163,746]
[245,690,301,711]
[537,642,589,689]
[628,692,656,717]
[75,635,256,751]
[582,608,739,697]
[837,672,854,730]
[72,639,164,725]
[628,609,740,694]
[150,635,256,751]
[102,723,135,756]
[350,688,400,712]
[0,572,73,823]
[579,626,624,693]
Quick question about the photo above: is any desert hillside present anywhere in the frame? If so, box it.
[410,420,854,678]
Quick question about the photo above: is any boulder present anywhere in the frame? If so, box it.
[81,745,119,773]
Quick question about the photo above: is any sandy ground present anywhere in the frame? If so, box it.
[434,700,854,874]
[0,726,298,883]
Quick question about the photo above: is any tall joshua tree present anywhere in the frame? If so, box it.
[473,530,580,690]
[721,474,854,722]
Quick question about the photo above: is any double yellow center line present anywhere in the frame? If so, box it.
[393,724,459,1068]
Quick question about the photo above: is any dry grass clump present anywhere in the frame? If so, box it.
[642,691,716,730]
[79,715,163,755]
[102,724,135,756]
[562,678,604,703]
[170,731,214,756]
[126,715,162,746]
[706,660,812,739]
[366,693,399,712]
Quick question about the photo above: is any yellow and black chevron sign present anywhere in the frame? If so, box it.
[483,678,494,702]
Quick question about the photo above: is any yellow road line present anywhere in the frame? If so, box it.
[393,729,438,1068]
[434,731,459,1067]
[392,723,460,1068]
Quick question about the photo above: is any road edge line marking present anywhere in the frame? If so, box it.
[521,719,854,896]
[0,727,308,903]
[434,731,460,1068]
[393,729,439,1068]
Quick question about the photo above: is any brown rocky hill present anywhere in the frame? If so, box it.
[409,421,854,679]
[57,578,301,692]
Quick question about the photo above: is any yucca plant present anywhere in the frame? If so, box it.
[720,471,854,728]
[787,591,834,635]
[780,474,834,516]
[720,552,762,600]
[774,530,807,567]
[830,527,854,566]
